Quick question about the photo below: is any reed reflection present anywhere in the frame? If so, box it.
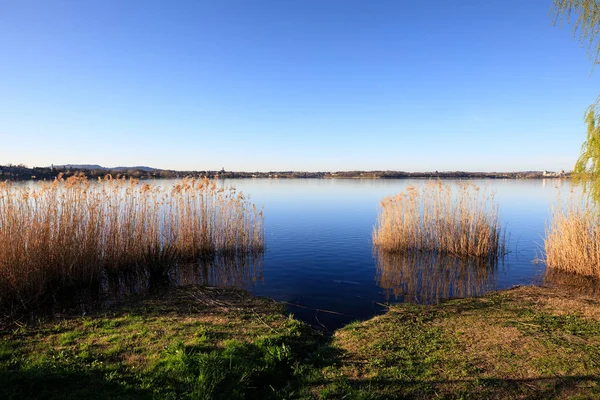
[69,253,264,315]
[102,253,263,298]
[543,268,600,298]
[175,254,264,288]
[375,250,498,304]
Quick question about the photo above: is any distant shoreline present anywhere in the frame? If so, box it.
[0,164,570,181]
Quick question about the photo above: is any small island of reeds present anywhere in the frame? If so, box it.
[372,181,505,259]
[0,174,264,315]
[545,193,600,278]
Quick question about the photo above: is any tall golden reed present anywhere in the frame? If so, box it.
[0,174,264,309]
[373,181,505,258]
[544,194,600,278]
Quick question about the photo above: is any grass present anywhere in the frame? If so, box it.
[2,284,600,399]
[322,285,600,399]
[0,174,264,315]
[0,286,332,400]
[545,193,600,278]
[373,181,505,259]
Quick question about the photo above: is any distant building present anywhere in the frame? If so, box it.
[542,170,565,178]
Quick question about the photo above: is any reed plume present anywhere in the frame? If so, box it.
[544,193,600,278]
[0,175,264,311]
[373,181,505,258]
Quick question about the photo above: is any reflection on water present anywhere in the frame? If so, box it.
[15,178,577,329]
[88,254,264,310]
[174,254,264,288]
[222,178,567,328]
[543,268,600,298]
[375,250,498,304]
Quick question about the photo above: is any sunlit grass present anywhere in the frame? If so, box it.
[373,181,505,258]
[0,174,264,311]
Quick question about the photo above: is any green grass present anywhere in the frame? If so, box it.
[0,286,333,400]
[325,286,600,399]
[2,285,600,399]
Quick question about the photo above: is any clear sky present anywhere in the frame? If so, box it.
[1,0,598,172]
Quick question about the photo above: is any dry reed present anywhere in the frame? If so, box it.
[373,181,505,258]
[544,193,600,278]
[0,174,264,311]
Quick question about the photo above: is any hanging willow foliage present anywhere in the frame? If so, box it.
[573,99,600,203]
[554,0,600,203]
[553,0,600,65]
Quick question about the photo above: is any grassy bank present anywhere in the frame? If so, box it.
[0,286,330,399]
[2,285,600,399]
[327,285,600,399]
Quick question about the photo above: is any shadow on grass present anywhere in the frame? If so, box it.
[320,375,600,399]
[0,286,342,400]
[1,324,342,400]
[0,367,151,400]
[146,323,341,399]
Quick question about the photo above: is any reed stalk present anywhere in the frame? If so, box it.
[373,181,505,258]
[0,174,264,311]
[544,194,600,278]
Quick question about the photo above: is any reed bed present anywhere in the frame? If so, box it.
[544,194,600,278]
[373,181,505,258]
[375,249,497,303]
[0,174,264,311]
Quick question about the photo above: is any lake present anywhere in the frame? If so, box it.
[168,178,570,330]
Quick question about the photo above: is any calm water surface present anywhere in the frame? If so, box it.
[176,178,568,329]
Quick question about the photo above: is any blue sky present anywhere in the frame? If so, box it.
[0,0,598,172]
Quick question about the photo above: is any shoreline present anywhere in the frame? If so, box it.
[0,164,570,181]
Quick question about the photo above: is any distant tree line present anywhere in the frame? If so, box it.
[0,164,569,182]
[0,165,186,181]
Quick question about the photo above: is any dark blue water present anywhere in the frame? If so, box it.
[199,178,569,329]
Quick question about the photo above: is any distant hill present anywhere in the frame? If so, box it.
[50,164,158,172]
[52,164,105,170]
[112,166,157,172]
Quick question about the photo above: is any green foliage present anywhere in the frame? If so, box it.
[553,0,600,65]
[573,100,600,203]
[554,1,600,202]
